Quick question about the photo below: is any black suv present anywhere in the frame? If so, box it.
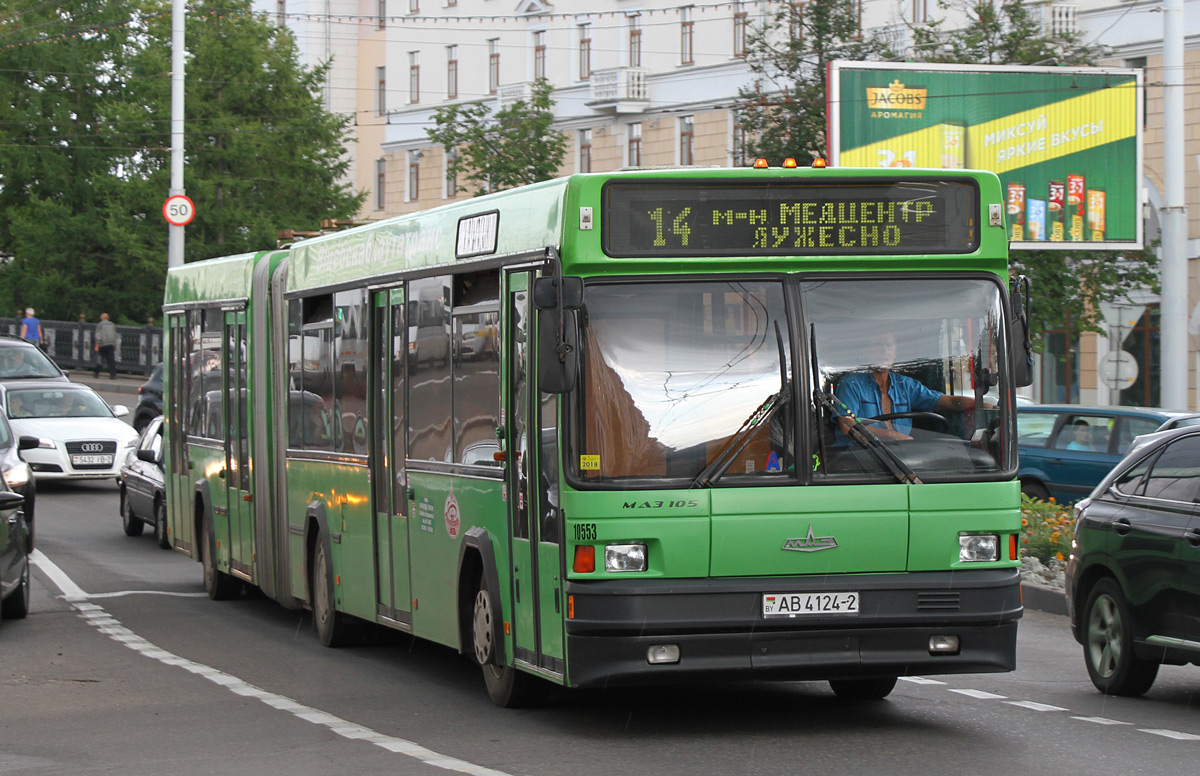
[1067,425,1200,695]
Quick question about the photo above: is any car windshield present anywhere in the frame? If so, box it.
[0,345,62,379]
[7,388,113,419]
[570,277,1012,488]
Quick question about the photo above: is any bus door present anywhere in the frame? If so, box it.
[223,310,253,581]
[165,313,194,554]
[505,270,564,675]
[370,288,412,625]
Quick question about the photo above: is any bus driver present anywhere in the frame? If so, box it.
[835,330,979,441]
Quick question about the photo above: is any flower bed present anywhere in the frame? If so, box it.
[1019,494,1074,591]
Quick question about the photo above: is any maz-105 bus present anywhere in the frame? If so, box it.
[162,164,1032,706]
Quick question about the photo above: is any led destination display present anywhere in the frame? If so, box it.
[602,180,979,257]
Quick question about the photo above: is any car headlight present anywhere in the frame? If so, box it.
[37,438,56,449]
[3,461,30,490]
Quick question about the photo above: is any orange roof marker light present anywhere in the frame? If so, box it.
[753,158,770,169]
[782,158,798,168]
[811,157,828,168]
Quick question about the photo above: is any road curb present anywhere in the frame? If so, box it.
[1021,580,1068,616]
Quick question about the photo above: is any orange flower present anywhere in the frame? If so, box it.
[1055,552,1065,561]
[1048,497,1056,503]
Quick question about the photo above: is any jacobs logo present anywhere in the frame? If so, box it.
[866,79,927,111]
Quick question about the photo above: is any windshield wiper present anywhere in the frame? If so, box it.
[692,322,790,489]
[809,324,922,485]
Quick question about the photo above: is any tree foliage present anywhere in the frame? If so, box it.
[737,0,890,165]
[0,0,362,323]
[426,78,567,196]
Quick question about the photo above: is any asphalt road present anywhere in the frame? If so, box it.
[5,389,1200,775]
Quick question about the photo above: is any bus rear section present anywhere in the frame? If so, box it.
[554,274,1023,694]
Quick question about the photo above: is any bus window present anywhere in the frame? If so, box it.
[408,276,452,461]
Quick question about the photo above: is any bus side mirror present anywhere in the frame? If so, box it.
[533,277,583,310]
[1010,275,1034,388]
[538,308,579,394]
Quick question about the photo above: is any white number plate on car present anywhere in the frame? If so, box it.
[763,592,859,617]
[72,454,113,466]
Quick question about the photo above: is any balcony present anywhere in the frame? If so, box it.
[587,67,649,114]
[1030,2,1077,38]
[497,82,531,111]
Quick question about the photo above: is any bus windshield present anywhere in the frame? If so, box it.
[572,277,1010,486]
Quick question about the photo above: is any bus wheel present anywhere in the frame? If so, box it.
[121,491,144,537]
[472,577,540,708]
[829,676,897,700]
[154,501,171,550]
[201,513,239,600]
[312,538,349,647]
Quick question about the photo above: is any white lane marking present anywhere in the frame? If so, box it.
[1139,729,1200,741]
[86,590,209,599]
[900,676,946,685]
[1005,701,1067,712]
[30,550,517,776]
[949,689,1007,700]
[1072,717,1131,725]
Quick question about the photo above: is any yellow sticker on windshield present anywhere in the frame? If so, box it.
[580,455,600,471]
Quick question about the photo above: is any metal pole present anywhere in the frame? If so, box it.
[1160,0,1188,408]
[168,0,186,268]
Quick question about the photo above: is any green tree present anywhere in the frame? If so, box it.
[736,0,891,165]
[0,0,363,323]
[426,78,567,196]
[909,0,1094,66]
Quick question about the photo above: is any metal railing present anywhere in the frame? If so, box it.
[2,318,161,376]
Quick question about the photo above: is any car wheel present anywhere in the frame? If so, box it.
[1021,480,1051,502]
[312,537,349,647]
[133,412,151,433]
[1083,577,1159,696]
[201,511,239,600]
[121,490,144,537]
[154,500,170,550]
[0,553,30,620]
[472,575,541,707]
[829,676,897,700]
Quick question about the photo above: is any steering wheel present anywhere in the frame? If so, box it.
[861,411,950,433]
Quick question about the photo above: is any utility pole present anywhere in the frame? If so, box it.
[167,0,186,268]
[1160,0,1188,408]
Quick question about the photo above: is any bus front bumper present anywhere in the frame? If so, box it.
[563,569,1022,689]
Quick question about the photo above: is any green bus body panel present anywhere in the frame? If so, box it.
[908,480,1022,571]
[164,251,260,305]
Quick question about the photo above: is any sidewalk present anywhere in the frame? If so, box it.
[72,371,144,397]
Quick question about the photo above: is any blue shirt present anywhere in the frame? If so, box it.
[835,371,942,437]
[20,316,40,343]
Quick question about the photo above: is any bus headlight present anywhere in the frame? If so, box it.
[605,544,647,572]
[959,534,999,562]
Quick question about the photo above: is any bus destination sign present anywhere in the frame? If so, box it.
[602,180,979,257]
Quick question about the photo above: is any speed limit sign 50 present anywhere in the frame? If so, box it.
[163,195,196,227]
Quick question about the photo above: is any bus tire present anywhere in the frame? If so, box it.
[121,490,144,537]
[829,676,897,700]
[472,576,540,707]
[154,500,171,550]
[201,511,239,600]
[312,538,349,647]
[1083,577,1159,696]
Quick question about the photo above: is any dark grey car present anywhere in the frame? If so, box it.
[118,415,169,549]
[1066,425,1200,695]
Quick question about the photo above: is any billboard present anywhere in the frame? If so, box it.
[828,62,1143,250]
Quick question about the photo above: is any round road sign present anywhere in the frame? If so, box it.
[1099,350,1139,391]
[163,195,196,227]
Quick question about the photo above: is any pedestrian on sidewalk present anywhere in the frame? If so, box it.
[19,308,43,350]
[94,312,118,379]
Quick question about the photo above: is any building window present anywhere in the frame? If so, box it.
[789,1,803,41]
[680,115,694,165]
[578,23,592,81]
[409,0,418,12]
[447,45,457,99]
[488,39,500,94]
[579,129,592,173]
[681,6,694,66]
[408,151,420,202]
[628,122,642,167]
[276,1,286,23]
[1120,304,1161,407]
[376,66,386,115]
[733,121,749,166]
[445,149,457,199]
[628,14,642,67]
[409,52,419,104]
[913,0,927,23]
[1042,315,1079,404]
[733,1,748,57]
[375,158,386,210]
[377,0,386,29]
[534,31,546,81]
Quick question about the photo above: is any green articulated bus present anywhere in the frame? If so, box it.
[162,164,1033,706]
